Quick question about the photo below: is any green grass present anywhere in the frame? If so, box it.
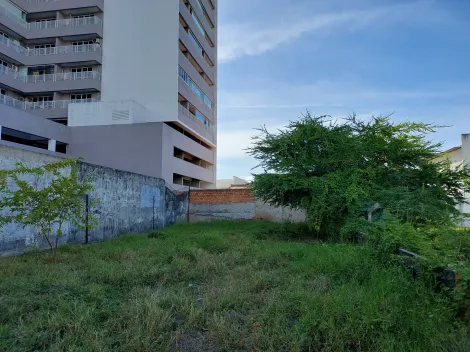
[0,221,468,351]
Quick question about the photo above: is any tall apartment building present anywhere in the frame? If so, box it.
[0,0,217,189]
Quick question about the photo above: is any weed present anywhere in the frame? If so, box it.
[0,221,468,351]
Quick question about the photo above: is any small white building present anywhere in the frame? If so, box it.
[216,176,249,189]
[435,134,470,225]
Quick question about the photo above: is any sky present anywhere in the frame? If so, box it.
[215,0,470,180]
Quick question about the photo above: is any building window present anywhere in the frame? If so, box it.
[71,67,92,73]
[33,44,54,55]
[189,30,203,55]
[27,66,55,75]
[34,18,56,29]
[72,15,94,25]
[72,41,94,46]
[70,93,92,102]
[72,41,95,53]
[34,18,55,23]
[71,67,93,79]
[34,44,54,49]
[30,96,53,103]
[190,8,205,37]
[178,66,214,110]
[0,59,8,72]
[1,89,6,95]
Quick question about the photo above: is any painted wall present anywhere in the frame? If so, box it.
[0,144,188,256]
[101,0,179,121]
[68,123,164,179]
[189,189,306,223]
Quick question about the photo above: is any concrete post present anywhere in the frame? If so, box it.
[48,139,57,152]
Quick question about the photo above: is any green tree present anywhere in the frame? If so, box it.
[0,159,97,261]
[248,113,470,237]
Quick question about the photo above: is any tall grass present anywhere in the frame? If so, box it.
[0,221,468,351]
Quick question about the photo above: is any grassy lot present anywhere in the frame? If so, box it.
[0,221,469,351]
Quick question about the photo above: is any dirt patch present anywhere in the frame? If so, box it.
[172,331,219,352]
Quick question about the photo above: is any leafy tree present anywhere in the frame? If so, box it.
[0,159,97,261]
[248,113,470,237]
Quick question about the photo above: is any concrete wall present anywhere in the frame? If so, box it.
[189,189,306,222]
[0,143,188,256]
[68,122,164,180]
[0,102,70,143]
[101,0,179,121]
[161,123,216,186]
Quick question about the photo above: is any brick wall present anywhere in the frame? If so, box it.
[190,189,254,204]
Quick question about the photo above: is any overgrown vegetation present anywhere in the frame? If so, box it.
[249,114,470,318]
[248,114,470,235]
[0,159,97,262]
[1,221,469,351]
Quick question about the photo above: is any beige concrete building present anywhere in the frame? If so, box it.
[0,0,217,188]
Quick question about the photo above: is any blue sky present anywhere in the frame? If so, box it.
[215,0,470,180]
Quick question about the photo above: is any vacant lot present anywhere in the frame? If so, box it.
[0,221,468,351]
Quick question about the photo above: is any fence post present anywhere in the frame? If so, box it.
[85,194,89,244]
[187,185,191,223]
[152,195,155,230]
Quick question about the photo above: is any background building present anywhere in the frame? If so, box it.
[0,0,217,189]
[216,176,249,189]
[435,134,470,226]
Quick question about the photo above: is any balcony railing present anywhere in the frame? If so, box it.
[30,16,102,30]
[26,44,101,56]
[179,104,214,135]
[0,94,98,112]
[26,0,64,3]
[0,4,102,30]
[0,34,25,54]
[26,71,101,83]
[0,65,26,80]
[178,66,214,110]
[0,66,101,83]
[0,34,101,57]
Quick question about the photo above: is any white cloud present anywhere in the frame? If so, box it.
[218,10,378,62]
[219,81,470,110]
[218,1,449,63]
[217,129,256,159]
[216,81,470,160]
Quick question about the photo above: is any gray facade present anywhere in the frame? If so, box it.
[0,0,218,189]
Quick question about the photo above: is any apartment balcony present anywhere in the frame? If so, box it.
[179,0,215,63]
[0,36,102,66]
[0,67,101,93]
[10,0,104,13]
[188,0,216,43]
[179,51,214,101]
[0,93,97,119]
[173,156,215,184]
[179,25,215,82]
[0,6,103,39]
[201,0,216,26]
[178,103,215,143]
[178,76,214,122]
